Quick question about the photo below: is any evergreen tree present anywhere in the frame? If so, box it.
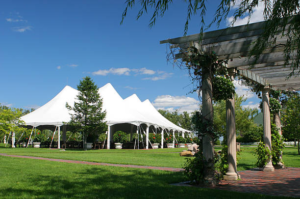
[66,77,107,150]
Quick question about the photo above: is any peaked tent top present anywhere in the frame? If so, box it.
[21,83,191,132]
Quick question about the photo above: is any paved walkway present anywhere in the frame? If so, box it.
[215,168,300,198]
[1,153,299,197]
[0,153,183,172]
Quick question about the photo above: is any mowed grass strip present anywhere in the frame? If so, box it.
[1,145,299,170]
[0,156,287,199]
[0,147,189,168]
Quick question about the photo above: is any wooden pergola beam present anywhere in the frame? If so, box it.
[238,70,267,85]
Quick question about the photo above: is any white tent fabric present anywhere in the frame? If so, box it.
[21,83,191,132]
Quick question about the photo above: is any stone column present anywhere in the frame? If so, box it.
[273,112,282,136]
[202,72,215,185]
[107,125,111,149]
[146,125,149,149]
[182,132,185,138]
[4,135,6,144]
[58,126,61,149]
[262,87,275,172]
[12,132,15,148]
[224,69,239,180]
[161,129,164,149]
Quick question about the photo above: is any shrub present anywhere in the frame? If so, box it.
[185,137,193,143]
[177,136,186,143]
[214,139,221,145]
[165,134,173,143]
[242,125,263,142]
[33,132,45,142]
[193,137,199,144]
[149,133,159,143]
[113,131,127,143]
[255,141,271,168]
[98,133,106,142]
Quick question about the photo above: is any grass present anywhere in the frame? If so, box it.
[1,144,299,170]
[0,156,290,199]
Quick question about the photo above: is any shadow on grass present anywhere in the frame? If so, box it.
[0,166,282,199]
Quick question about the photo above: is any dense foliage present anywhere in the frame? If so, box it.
[214,95,259,138]
[158,110,192,130]
[113,131,127,143]
[149,133,161,143]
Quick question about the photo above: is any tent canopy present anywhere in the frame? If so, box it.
[21,83,191,133]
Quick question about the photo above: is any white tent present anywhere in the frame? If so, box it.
[21,83,192,149]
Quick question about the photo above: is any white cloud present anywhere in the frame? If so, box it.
[93,68,130,76]
[227,0,267,26]
[125,86,139,90]
[69,64,78,67]
[132,68,156,75]
[233,80,256,99]
[153,95,200,113]
[25,105,40,110]
[12,26,31,32]
[143,72,173,81]
[57,66,61,70]
[1,102,13,107]
[242,102,260,109]
[92,67,171,80]
[6,18,27,22]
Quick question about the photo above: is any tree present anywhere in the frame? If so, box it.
[66,77,107,151]
[281,93,300,154]
[158,110,193,130]
[121,0,300,76]
[214,95,259,139]
[0,104,27,147]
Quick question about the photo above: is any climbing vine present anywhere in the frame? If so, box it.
[255,124,285,168]
[169,46,235,102]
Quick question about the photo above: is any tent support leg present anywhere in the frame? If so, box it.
[107,125,111,149]
[58,126,61,149]
[161,129,164,149]
[146,126,149,149]
[27,127,34,148]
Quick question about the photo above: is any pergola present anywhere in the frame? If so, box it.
[160,20,300,182]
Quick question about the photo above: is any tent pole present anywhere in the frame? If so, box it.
[26,127,34,148]
[17,131,25,143]
[161,129,164,149]
[138,125,139,150]
[146,125,149,149]
[58,126,61,149]
[107,125,111,149]
[49,126,57,149]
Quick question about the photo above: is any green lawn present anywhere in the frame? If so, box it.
[1,145,299,170]
[0,156,289,199]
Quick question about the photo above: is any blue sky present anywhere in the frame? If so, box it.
[0,0,262,112]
